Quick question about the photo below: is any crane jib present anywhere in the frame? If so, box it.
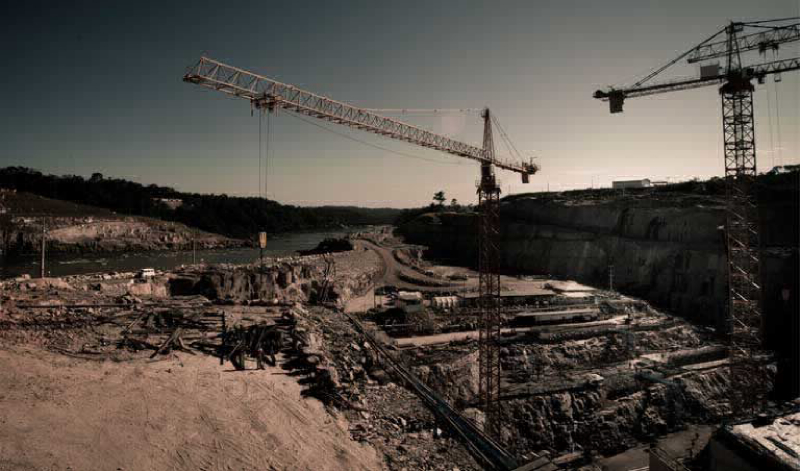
[183,56,538,180]
[593,56,800,113]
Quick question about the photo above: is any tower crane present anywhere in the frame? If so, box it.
[183,56,539,437]
[594,18,799,382]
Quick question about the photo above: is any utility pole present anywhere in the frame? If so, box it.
[192,234,197,264]
[40,221,46,278]
[259,231,267,270]
[608,261,614,291]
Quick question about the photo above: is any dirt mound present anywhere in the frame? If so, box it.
[0,347,384,471]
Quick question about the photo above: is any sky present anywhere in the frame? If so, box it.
[1,0,798,208]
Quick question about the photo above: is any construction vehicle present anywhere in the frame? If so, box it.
[594,17,799,358]
[183,56,538,437]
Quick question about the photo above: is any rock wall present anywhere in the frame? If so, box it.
[407,327,773,458]
[169,265,310,302]
[498,365,773,457]
[1,217,242,255]
[168,250,380,307]
[399,182,798,339]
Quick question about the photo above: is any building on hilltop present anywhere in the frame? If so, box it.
[153,198,184,210]
[767,165,800,175]
[613,178,652,189]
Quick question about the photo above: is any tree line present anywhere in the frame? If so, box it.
[0,167,403,240]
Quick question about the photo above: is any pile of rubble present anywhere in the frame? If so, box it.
[299,306,481,471]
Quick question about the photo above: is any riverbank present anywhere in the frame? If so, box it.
[1,189,243,256]
[0,229,360,279]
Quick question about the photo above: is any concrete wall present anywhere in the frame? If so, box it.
[707,440,762,471]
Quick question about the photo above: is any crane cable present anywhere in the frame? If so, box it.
[773,78,783,167]
[363,108,482,115]
[265,109,272,199]
[765,78,776,169]
[258,107,263,197]
[493,117,517,162]
[257,107,273,199]
[491,114,525,162]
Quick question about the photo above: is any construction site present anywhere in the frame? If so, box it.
[1,4,800,471]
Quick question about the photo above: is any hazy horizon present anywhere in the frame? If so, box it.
[2,1,798,208]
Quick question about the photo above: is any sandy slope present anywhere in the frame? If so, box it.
[0,347,384,471]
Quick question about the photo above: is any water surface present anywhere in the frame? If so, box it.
[1,229,355,279]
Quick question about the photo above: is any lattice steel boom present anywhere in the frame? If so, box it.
[184,57,538,177]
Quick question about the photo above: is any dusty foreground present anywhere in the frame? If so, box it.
[0,347,383,471]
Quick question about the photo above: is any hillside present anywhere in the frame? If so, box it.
[0,167,403,240]
[0,190,241,254]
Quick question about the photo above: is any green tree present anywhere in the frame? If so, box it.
[450,198,458,210]
[433,190,446,209]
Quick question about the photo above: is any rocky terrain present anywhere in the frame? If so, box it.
[398,174,799,343]
[0,243,489,471]
[0,189,243,255]
[0,226,789,471]
[397,309,775,462]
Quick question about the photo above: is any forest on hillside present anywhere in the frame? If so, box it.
[0,167,403,240]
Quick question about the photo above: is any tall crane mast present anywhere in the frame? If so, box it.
[183,56,538,437]
[594,18,799,401]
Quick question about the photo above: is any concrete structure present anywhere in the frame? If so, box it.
[649,446,691,471]
[544,280,595,293]
[397,291,423,314]
[153,198,184,210]
[767,165,800,175]
[512,308,600,326]
[706,412,800,471]
[612,178,652,189]
[458,286,555,308]
[431,296,459,310]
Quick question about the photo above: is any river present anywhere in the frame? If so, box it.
[0,229,357,279]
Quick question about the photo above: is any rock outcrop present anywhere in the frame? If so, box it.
[2,216,242,255]
[399,178,798,341]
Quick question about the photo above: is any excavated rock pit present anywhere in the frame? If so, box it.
[399,175,798,348]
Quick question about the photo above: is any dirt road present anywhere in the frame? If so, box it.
[356,239,466,293]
